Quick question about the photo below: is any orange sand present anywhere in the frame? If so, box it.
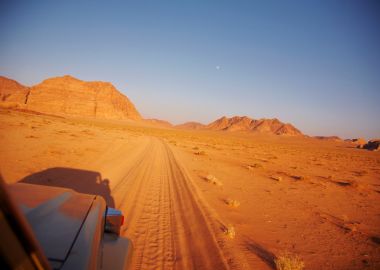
[0,108,379,270]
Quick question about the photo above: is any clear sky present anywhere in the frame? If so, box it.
[1,1,379,139]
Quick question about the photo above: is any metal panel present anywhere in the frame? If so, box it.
[9,183,96,263]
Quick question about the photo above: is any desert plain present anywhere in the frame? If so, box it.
[1,108,379,270]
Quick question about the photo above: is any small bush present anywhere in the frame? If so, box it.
[271,176,282,182]
[275,252,305,270]
[225,199,240,208]
[252,163,264,168]
[292,175,306,181]
[194,150,206,155]
[246,163,264,170]
[224,224,235,239]
[205,174,223,186]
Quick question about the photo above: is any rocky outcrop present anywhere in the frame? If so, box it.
[360,139,380,151]
[205,116,302,136]
[350,138,367,147]
[0,75,141,120]
[0,76,29,104]
[314,136,342,142]
[176,121,206,130]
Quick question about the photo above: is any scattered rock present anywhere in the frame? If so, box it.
[271,176,282,181]
[362,140,380,151]
[292,175,306,181]
[351,138,366,146]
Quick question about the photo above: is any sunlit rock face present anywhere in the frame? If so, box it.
[205,116,303,136]
[0,75,141,120]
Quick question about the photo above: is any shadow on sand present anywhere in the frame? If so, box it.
[245,237,276,269]
[19,167,115,207]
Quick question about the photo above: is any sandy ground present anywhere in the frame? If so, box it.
[0,108,379,270]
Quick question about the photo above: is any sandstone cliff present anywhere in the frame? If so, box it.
[0,75,141,120]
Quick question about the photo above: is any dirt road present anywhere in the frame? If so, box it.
[110,137,230,270]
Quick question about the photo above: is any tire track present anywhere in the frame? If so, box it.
[113,137,230,270]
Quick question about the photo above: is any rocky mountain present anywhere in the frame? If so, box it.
[205,116,302,135]
[0,76,303,136]
[176,121,205,130]
[0,75,141,120]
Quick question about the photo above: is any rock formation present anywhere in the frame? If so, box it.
[350,138,367,147]
[314,136,342,142]
[176,122,205,130]
[360,139,380,151]
[0,76,29,104]
[205,116,302,136]
[0,75,141,120]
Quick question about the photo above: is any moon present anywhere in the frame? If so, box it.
[216,65,220,70]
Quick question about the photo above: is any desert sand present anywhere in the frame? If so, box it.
[1,108,379,270]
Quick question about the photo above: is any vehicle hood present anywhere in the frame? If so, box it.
[8,183,96,263]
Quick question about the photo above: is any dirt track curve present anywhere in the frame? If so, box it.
[111,137,230,270]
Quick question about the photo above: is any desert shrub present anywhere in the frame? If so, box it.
[194,150,206,155]
[252,163,264,168]
[225,199,240,208]
[275,252,305,270]
[292,175,306,181]
[205,174,223,186]
[246,163,264,170]
[224,224,235,239]
[271,176,282,182]
[343,222,358,232]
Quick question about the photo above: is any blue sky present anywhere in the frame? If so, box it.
[1,1,379,138]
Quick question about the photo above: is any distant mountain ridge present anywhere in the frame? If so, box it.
[1,75,302,135]
[144,118,173,128]
[177,116,302,136]
[0,75,141,120]
[175,121,205,130]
